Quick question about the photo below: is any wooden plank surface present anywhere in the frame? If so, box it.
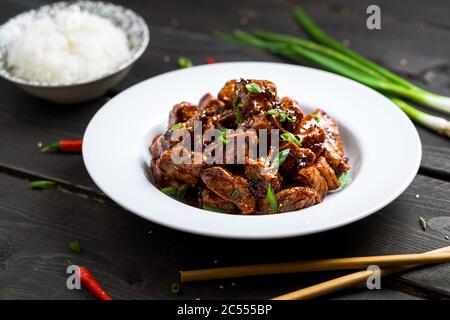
[0,0,449,300]
[0,171,448,299]
[0,0,449,187]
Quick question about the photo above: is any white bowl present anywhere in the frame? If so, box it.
[83,62,421,239]
[0,1,149,104]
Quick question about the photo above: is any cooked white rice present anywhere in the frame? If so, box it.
[6,8,131,85]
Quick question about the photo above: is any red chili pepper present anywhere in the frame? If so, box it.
[206,56,216,64]
[42,140,83,153]
[79,267,112,300]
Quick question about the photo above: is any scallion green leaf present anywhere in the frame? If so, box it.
[161,186,178,197]
[419,217,427,231]
[170,282,182,295]
[267,183,278,213]
[177,57,193,68]
[270,148,290,170]
[281,132,302,146]
[338,171,351,189]
[28,180,56,190]
[246,83,262,93]
[170,122,183,130]
[267,109,278,116]
[219,128,230,144]
[176,184,189,200]
[69,241,82,253]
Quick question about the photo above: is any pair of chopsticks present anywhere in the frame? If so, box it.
[180,246,450,300]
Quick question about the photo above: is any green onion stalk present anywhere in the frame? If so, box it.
[292,6,450,115]
[215,30,450,137]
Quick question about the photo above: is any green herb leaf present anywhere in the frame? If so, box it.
[203,205,228,213]
[28,180,56,190]
[176,184,189,200]
[312,114,321,122]
[280,132,302,146]
[245,83,262,93]
[170,282,182,295]
[287,115,297,123]
[235,105,242,125]
[270,149,290,170]
[229,188,240,199]
[170,122,183,130]
[279,112,287,122]
[267,109,278,116]
[177,57,193,68]
[232,96,240,109]
[161,186,178,197]
[69,241,82,253]
[219,128,230,144]
[419,217,427,231]
[267,183,278,213]
[338,171,351,189]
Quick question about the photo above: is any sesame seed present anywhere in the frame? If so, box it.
[445,235,449,240]
[219,285,224,289]
[163,55,171,63]
[231,282,236,286]
[416,194,420,198]
[400,58,408,66]
[213,259,218,264]
[37,142,43,148]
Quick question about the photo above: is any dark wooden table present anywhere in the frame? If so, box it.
[0,0,449,300]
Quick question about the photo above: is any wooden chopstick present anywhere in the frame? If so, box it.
[180,250,450,283]
[271,245,450,300]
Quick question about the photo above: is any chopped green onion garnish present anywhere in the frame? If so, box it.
[419,217,427,231]
[280,132,303,146]
[279,112,287,122]
[219,128,230,144]
[312,114,320,122]
[170,282,182,295]
[176,184,189,200]
[170,122,183,130]
[229,188,240,199]
[69,241,82,253]
[267,109,278,116]
[270,148,290,170]
[177,57,193,68]
[203,205,228,213]
[245,83,262,93]
[161,186,178,197]
[28,180,56,190]
[235,105,242,125]
[287,115,297,123]
[338,171,351,189]
[267,183,278,213]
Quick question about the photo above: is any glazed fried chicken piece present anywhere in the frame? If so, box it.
[200,166,256,214]
[150,133,173,159]
[293,165,328,203]
[296,114,326,157]
[259,187,317,214]
[235,79,278,115]
[313,109,350,173]
[278,97,304,132]
[315,156,340,190]
[156,147,204,186]
[150,159,183,189]
[244,157,282,199]
[218,80,237,107]
[168,102,198,128]
[200,188,238,213]
[279,141,316,174]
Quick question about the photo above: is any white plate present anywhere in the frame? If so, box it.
[83,62,421,239]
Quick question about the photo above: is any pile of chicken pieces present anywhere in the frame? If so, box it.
[150,79,350,214]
